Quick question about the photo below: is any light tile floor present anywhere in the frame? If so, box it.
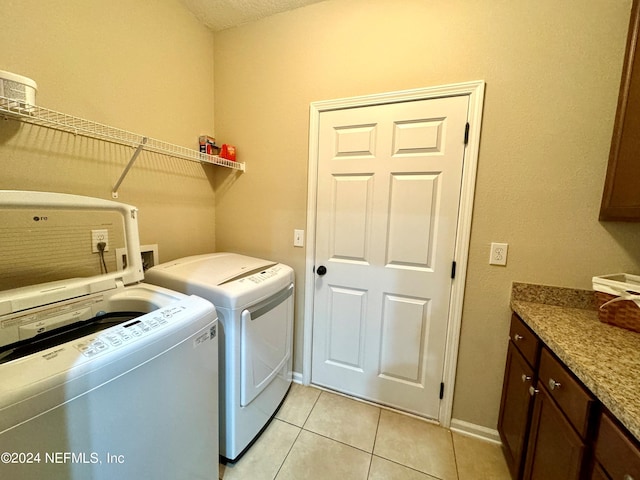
[219,384,511,480]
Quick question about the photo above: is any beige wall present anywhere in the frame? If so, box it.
[0,0,217,261]
[213,0,640,430]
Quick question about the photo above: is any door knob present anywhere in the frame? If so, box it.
[316,265,327,276]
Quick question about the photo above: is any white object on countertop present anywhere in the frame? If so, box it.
[593,273,640,308]
[592,273,640,295]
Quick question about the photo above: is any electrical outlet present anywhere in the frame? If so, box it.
[91,229,109,253]
[294,229,304,247]
[490,242,508,266]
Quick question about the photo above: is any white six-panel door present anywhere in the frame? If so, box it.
[311,95,469,419]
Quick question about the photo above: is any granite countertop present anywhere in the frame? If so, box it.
[510,282,640,443]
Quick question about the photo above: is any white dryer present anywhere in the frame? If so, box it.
[0,191,219,480]
[145,252,294,461]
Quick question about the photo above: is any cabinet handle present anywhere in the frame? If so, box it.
[548,378,561,391]
[521,374,532,383]
[528,386,539,396]
[513,333,524,341]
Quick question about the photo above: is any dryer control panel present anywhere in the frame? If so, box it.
[240,265,285,285]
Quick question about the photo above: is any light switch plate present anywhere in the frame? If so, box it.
[294,229,304,247]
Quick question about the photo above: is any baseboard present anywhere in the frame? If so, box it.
[292,371,304,384]
[450,418,502,445]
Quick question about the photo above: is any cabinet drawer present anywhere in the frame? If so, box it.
[594,411,640,480]
[538,347,595,438]
[509,314,540,367]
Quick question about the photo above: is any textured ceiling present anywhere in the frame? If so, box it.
[179,0,325,31]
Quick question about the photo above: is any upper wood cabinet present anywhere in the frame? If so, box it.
[600,0,640,221]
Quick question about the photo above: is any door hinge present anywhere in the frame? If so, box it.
[451,261,457,279]
[439,382,445,399]
[464,122,470,145]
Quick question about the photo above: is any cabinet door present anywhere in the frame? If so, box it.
[523,386,586,480]
[600,0,640,221]
[594,411,640,480]
[590,463,610,480]
[498,342,535,479]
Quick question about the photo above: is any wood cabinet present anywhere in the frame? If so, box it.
[537,348,595,439]
[500,314,640,480]
[600,0,640,221]
[592,410,640,480]
[498,315,539,479]
[523,385,586,480]
[589,463,610,480]
[498,314,600,480]
[522,348,595,480]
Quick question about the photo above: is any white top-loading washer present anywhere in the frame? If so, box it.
[0,191,219,479]
[145,252,294,461]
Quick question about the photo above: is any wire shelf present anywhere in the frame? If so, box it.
[0,96,245,195]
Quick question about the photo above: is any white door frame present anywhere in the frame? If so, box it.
[302,81,485,427]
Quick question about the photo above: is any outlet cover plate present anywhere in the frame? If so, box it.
[91,229,109,253]
[490,242,508,266]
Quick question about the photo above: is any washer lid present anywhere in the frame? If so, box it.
[0,191,144,316]
[146,252,275,286]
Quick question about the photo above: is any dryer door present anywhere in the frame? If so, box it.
[240,284,293,407]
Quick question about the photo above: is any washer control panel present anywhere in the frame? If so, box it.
[74,304,186,358]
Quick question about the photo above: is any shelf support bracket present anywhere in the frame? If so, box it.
[112,137,148,198]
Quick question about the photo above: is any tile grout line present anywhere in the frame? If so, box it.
[306,385,467,479]
[300,391,382,455]
[301,389,324,429]
[274,386,465,480]
[299,428,374,455]
[271,422,304,480]
[370,454,448,480]
[450,430,461,480]
[368,409,453,480]
[309,384,443,429]
[365,408,382,479]
[272,387,324,480]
